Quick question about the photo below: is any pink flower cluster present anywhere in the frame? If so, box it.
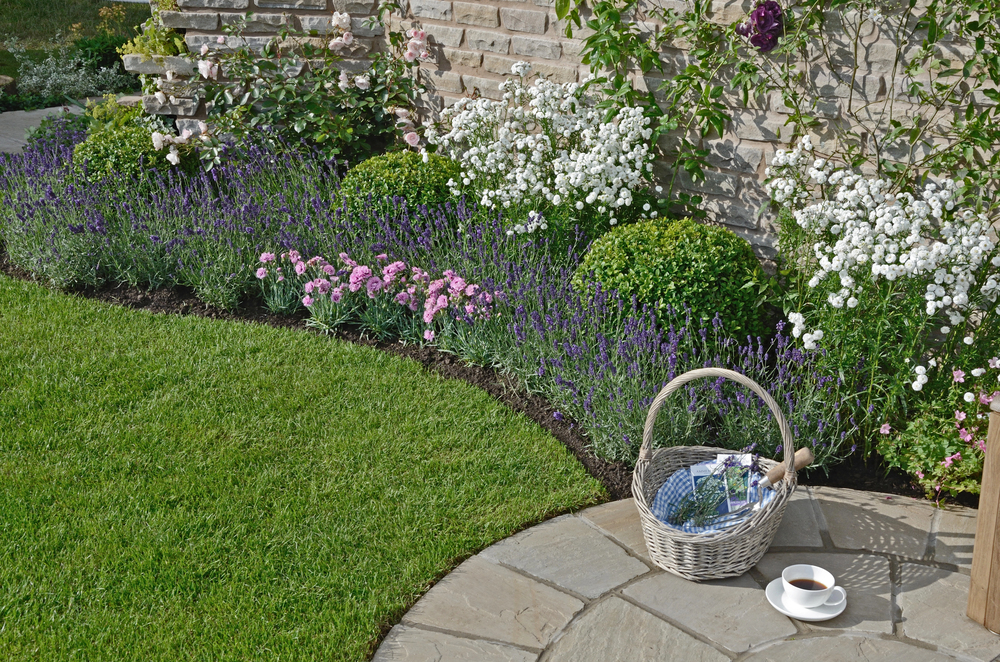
[946,357,1000,465]
[257,250,339,306]
[403,29,430,63]
[338,253,497,325]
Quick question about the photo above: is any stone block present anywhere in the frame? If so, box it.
[425,24,464,47]
[467,29,510,54]
[546,598,728,662]
[142,95,200,116]
[443,47,482,68]
[121,54,196,77]
[373,624,536,662]
[677,168,740,198]
[412,0,452,20]
[462,74,505,99]
[454,2,499,27]
[298,15,337,34]
[809,70,884,101]
[702,198,759,230]
[480,515,649,599]
[769,487,823,547]
[511,36,561,60]
[532,61,578,83]
[623,573,797,652]
[704,138,765,176]
[332,0,375,10]
[740,636,951,661]
[756,552,892,633]
[812,487,935,557]
[159,11,220,30]
[178,0,248,8]
[175,119,208,135]
[483,54,517,76]
[560,39,584,58]
[706,0,752,25]
[221,12,290,32]
[577,499,649,561]
[351,16,383,37]
[501,7,548,34]
[419,68,463,93]
[898,564,1000,661]
[729,110,786,141]
[932,505,977,568]
[186,33,274,52]
[401,555,583,650]
[256,0,326,7]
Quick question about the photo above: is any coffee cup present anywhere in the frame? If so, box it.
[781,564,846,609]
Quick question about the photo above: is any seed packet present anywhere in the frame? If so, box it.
[717,453,752,511]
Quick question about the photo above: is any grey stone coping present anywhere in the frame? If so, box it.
[375,487,1000,661]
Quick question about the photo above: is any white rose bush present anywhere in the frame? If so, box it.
[426,63,661,238]
[765,137,1000,497]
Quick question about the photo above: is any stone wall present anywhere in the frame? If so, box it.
[137,0,982,256]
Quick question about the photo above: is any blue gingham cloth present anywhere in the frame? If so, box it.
[650,460,775,533]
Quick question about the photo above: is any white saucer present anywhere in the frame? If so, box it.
[765,578,847,622]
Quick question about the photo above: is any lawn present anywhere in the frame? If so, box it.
[0,275,605,660]
[0,0,150,48]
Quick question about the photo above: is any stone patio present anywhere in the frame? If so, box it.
[373,487,1000,661]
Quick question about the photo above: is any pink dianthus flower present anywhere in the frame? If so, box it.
[256,267,268,279]
[349,265,372,292]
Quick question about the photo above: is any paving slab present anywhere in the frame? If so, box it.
[545,597,729,662]
[577,499,651,561]
[480,515,649,599]
[770,488,824,548]
[742,634,958,661]
[373,625,538,662]
[400,555,583,650]
[755,552,892,633]
[622,572,797,653]
[812,487,935,557]
[933,505,978,569]
[0,105,84,153]
[898,563,1000,661]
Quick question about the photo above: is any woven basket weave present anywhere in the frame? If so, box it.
[633,367,796,581]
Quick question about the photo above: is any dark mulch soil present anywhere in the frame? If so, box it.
[1,250,976,508]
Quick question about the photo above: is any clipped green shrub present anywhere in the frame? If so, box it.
[72,97,193,182]
[573,217,766,338]
[339,150,462,210]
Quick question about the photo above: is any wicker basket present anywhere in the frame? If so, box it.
[633,367,796,581]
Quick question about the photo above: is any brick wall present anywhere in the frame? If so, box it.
[137,0,986,256]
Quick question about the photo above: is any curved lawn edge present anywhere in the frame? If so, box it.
[0,275,606,660]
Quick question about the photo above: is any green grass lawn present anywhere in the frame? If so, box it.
[0,0,150,48]
[0,275,605,660]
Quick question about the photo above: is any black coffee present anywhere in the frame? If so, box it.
[789,578,827,591]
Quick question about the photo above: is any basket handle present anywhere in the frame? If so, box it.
[639,367,796,479]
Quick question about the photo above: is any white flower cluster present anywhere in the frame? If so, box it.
[151,122,209,165]
[787,312,824,349]
[427,62,654,227]
[505,210,549,236]
[326,12,355,52]
[763,135,815,205]
[768,137,999,344]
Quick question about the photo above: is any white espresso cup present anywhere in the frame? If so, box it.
[781,564,847,609]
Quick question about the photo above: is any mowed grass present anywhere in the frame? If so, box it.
[0,276,605,660]
[0,0,151,48]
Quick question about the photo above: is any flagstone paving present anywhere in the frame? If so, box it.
[374,486,1000,662]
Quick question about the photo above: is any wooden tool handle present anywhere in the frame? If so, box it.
[764,447,814,486]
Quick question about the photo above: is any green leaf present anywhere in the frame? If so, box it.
[555,0,571,20]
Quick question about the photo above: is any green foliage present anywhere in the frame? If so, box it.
[196,3,421,167]
[339,151,463,210]
[73,33,130,70]
[574,217,766,338]
[71,97,187,182]
[118,12,186,58]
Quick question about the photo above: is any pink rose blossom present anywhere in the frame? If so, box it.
[217,35,226,44]
[256,267,268,279]
[953,369,966,383]
[404,132,420,147]
[403,50,417,62]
